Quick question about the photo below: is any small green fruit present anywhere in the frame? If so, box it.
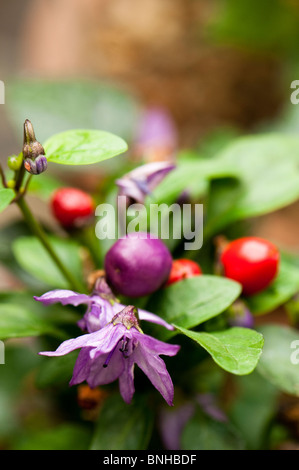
[6,179,16,189]
[7,153,23,171]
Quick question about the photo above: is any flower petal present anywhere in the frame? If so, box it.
[69,347,93,386]
[118,357,135,404]
[39,323,126,357]
[146,162,176,191]
[87,347,125,388]
[39,332,97,357]
[134,344,175,406]
[77,296,125,333]
[134,331,180,357]
[34,289,90,307]
[138,308,174,331]
[115,178,145,203]
[116,162,175,204]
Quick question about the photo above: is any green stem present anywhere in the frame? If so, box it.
[17,197,86,293]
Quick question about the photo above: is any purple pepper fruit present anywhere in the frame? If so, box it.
[104,232,173,297]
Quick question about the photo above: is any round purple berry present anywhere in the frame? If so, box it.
[104,232,173,297]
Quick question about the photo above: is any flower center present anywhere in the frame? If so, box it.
[103,343,119,368]
[111,305,143,333]
[102,337,135,368]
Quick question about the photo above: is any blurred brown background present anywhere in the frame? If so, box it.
[0,0,287,156]
[0,0,298,253]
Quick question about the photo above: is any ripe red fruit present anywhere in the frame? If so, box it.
[220,237,279,296]
[51,187,94,228]
[166,259,202,286]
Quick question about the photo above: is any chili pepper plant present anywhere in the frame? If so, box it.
[1,119,299,450]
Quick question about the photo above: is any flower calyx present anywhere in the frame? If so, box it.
[111,305,143,333]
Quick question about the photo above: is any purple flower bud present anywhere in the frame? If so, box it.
[104,232,173,297]
[23,119,47,175]
[116,161,175,205]
[227,301,254,329]
[24,154,48,175]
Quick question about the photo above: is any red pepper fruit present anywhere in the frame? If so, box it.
[51,187,94,228]
[166,258,202,286]
[220,236,279,296]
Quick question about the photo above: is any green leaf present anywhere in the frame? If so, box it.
[0,290,80,327]
[246,258,299,315]
[35,351,78,388]
[0,344,41,439]
[0,303,59,340]
[12,235,84,288]
[12,423,92,450]
[0,188,14,213]
[181,408,244,450]
[152,155,239,205]
[0,222,49,291]
[90,394,153,450]
[257,324,299,396]
[205,134,299,235]
[44,129,128,166]
[228,371,279,450]
[146,276,241,336]
[175,325,264,375]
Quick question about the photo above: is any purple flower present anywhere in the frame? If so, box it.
[133,106,178,162]
[159,403,195,450]
[34,275,174,333]
[196,393,227,423]
[115,161,175,204]
[227,301,254,329]
[159,394,227,449]
[39,306,180,405]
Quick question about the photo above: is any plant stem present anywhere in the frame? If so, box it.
[0,164,7,187]
[15,164,25,191]
[17,197,86,293]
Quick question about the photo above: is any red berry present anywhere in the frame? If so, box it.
[51,187,94,228]
[166,259,202,286]
[220,237,279,296]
